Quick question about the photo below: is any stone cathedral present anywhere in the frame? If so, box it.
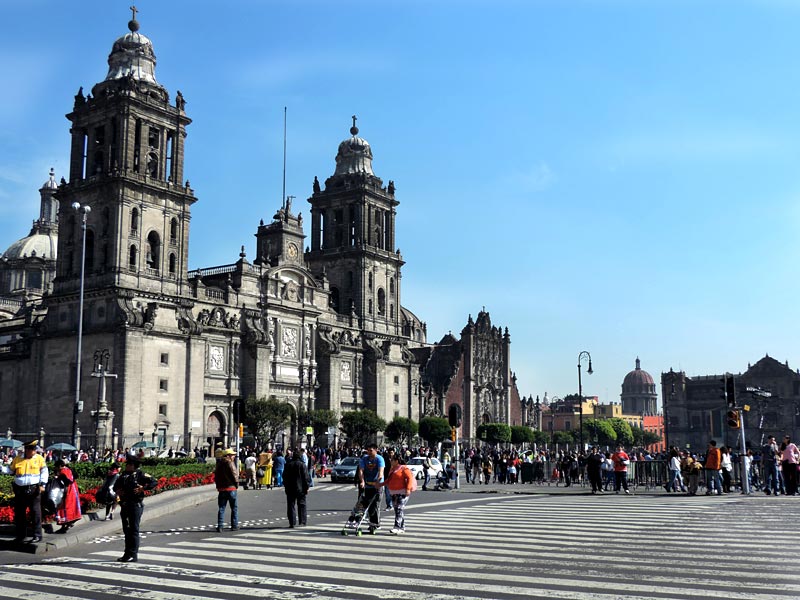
[0,14,521,450]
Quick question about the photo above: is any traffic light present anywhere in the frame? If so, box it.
[450,427,457,442]
[726,410,740,429]
[448,404,462,428]
[725,374,736,408]
[233,398,246,423]
[238,423,245,438]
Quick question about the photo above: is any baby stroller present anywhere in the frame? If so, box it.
[434,469,452,491]
[341,491,380,536]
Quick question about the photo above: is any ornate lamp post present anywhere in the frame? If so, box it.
[71,202,91,448]
[577,351,593,451]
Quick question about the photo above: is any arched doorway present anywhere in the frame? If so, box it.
[207,411,226,450]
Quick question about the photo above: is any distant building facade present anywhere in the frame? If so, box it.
[662,355,800,452]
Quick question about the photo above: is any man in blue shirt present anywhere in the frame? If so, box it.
[358,443,385,531]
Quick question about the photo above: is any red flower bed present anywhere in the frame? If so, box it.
[0,472,215,524]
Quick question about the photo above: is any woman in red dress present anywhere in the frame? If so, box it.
[54,459,82,533]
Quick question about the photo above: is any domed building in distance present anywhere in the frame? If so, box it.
[621,358,658,416]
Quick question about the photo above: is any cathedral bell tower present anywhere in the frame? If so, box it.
[54,9,195,297]
[305,117,404,335]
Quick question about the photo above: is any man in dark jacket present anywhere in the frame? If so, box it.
[284,449,310,527]
[586,446,604,494]
[113,455,157,563]
[214,448,239,532]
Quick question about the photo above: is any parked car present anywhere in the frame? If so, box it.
[330,456,360,483]
[406,456,443,480]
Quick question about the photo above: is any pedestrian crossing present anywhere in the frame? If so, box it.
[1,494,796,599]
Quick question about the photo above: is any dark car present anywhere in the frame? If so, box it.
[330,457,360,483]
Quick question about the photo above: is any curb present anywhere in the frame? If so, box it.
[0,483,218,555]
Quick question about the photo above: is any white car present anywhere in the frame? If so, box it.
[406,457,443,480]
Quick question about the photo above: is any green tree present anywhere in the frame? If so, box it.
[607,418,634,447]
[307,408,339,437]
[243,395,292,444]
[510,425,535,445]
[634,429,662,448]
[583,419,617,446]
[531,430,550,446]
[419,416,451,446]
[384,416,418,446]
[340,409,386,447]
[476,423,512,445]
[552,430,575,446]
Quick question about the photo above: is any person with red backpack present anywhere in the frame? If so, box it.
[380,454,416,534]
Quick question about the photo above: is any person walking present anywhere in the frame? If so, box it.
[781,435,799,496]
[53,459,82,533]
[666,449,685,493]
[611,445,630,494]
[761,436,780,495]
[358,443,385,531]
[98,464,120,520]
[586,447,604,494]
[720,447,733,493]
[380,455,415,534]
[10,439,49,544]
[214,448,239,532]
[257,450,273,490]
[422,452,432,491]
[243,452,257,490]
[113,454,157,562]
[704,441,722,495]
[273,450,286,487]
[283,449,310,527]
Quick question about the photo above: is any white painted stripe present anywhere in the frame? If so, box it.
[108,545,792,599]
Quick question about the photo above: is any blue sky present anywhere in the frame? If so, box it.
[2,0,799,407]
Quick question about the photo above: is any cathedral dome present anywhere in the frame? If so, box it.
[2,230,57,262]
[334,120,374,177]
[105,18,159,85]
[622,358,655,390]
[40,169,58,190]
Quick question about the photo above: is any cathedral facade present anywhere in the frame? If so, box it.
[0,14,520,450]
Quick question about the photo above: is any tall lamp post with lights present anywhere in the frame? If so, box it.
[71,202,91,448]
[577,351,593,451]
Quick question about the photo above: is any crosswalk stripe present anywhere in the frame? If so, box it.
[0,494,789,600]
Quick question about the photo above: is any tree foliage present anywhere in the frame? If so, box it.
[552,430,575,446]
[530,430,550,446]
[384,416,418,445]
[340,409,386,447]
[631,427,662,448]
[476,423,512,444]
[510,425,535,445]
[419,416,451,446]
[308,409,339,437]
[583,419,618,446]
[607,418,634,447]
[244,395,292,444]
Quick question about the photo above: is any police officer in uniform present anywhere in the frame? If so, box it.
[10,439,49,543]
[113,454,156,562]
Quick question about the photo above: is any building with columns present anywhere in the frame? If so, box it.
[0,14,435,451]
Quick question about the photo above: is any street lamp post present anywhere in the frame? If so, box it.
[577,351,593,451]
[71,202,91,448]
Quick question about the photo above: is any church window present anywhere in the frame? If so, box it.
[377,288,386,316]
[394,376,399,385]
[389,277,395,294]
[158,403,168,416]
[368,272,373,290]
[160,353,169,366]
[330,287,340,313]
[319,211,326,249]
[349,207,357,246]
[131,208,139,234]
[133,119,142,173]
[390,304,394,319]
[79,129,88,179]
[110,117,119,171]
[159,379,168,392]
[147,152,159,178]
[169,218,178,244]
[27,270,42,290]
[347,271,353,289]
[148,126,160,150]
[92,125,105,174]
[102,207,110,236]
[394,394,400,403]
[165,131,174,182]
[129,245,138,270]
[334,209,344,246]
[146,231,161,270]
[368,299,373,315]
[169,253,177,276]
[85,230,95,272]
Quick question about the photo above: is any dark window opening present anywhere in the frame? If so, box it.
[169,253,176,275]
[170,218,178,243]
[133,120,142,173]
[330,288,340,313]
[148,127,160,150]
[131,207,139,233]
[147,152,159,178]
[165,131,174,182]
[84,230,95,272]
[146,231,161,270]
[390,277,395,294]
[377,288,386,316]
[129,245,138,270]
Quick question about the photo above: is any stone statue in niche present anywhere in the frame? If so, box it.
[313,176,321,194]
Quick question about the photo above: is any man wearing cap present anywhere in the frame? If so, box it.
[10,439,49,543]
[113,455,157,562]
[358,443,385,531]
[214,448,239,532]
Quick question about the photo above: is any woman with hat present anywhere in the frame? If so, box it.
[10,439,49,543]
[53,459,82,533]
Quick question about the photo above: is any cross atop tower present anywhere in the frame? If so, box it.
[350,115,359,136]
[130,5,138,20]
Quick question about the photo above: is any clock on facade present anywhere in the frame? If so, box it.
[287,243,298,258]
